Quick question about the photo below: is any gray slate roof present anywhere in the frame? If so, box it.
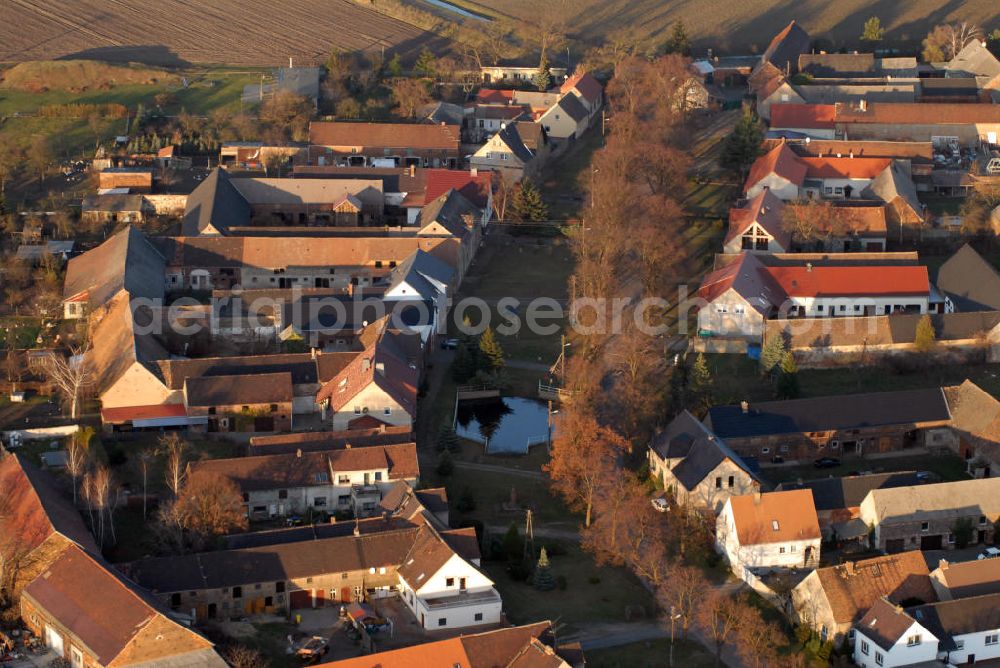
[651,411,760,492]
[946,41,1000,79]
[555,92,588,123]
[777,472,923,511]
[706,387,951,439]
[182,168,252,235]
[494,123,536,164]
[386,248,456,301]
[62,225,165,305]
[862,161,923,220]
[417,188,480,238]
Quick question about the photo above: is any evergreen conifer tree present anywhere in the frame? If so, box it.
[479,327,505,371]
[511,180,549,223]
[776,351,800,399]
[533,547,556,591]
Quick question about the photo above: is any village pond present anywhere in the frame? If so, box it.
[455,396,552,454]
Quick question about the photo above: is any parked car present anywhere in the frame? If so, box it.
[440,338,460,350]
[813,457,841,469]
[296,636,328,661]
[978,547,1000,560]
[651,497,670,513]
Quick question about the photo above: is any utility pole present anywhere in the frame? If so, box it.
[669,605,677,667]
[523,509,535,562]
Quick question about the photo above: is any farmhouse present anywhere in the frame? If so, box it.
[835,102,1000,146]
[859,477,1000,553]
[705,387,953,461]
[854,594,1000,667]
[308,121,461,168]
[129,517,502,630]
[778,472,925,541]
[723,188,789,254]
[470,122,539,183]
[930,557,1000,601]
[248,424,413,455]
[769,104,837,140]
[791,551,935,647]
[648,410,761,512]
[715,489,821,577]
[696,252,934,340]
[81,193,145,225]
[187,443,419,518]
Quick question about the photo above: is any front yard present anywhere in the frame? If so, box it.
[484,542,658,634]
[586,638,716,668]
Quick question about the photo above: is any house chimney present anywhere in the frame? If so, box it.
[849,150,854,159]
[329,516,336,524]
[362,357,371,371]
[353,518,361,537]
[409,164,415,178]
[345,442,352,449]
[470,167,478,177]
[311,347,318,359]
[859,99,868,112]
[741,400,750,414]
[806,262,813,272]
[375,361,385,376]
[844,561,856,575]
[753,490,762,504]
[939,559,950,571]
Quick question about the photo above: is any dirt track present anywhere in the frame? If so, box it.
[2,0,447,66]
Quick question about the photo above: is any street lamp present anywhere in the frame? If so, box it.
[669,606,683,667]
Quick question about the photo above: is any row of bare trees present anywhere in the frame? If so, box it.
[544,54,804,666]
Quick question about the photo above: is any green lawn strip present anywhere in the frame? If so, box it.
[585,638,717,668]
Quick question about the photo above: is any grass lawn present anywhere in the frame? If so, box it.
[456,238,573,365]
[703,353,1000,406]
[585,638,716,668]
[442,462,571,527]
[762,452,970,486]
[484,542,657,633]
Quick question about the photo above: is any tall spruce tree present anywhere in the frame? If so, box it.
[663,20,692,56]
[721,107,764,176]
[533,547,556,591]
[776,351,800,399]
[760,334,786,377]
[479,327,505,370]
[511,179,549,223]
[689,353,713,406]
[533,59,552,91]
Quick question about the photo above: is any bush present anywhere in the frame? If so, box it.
[556,575,567,590]
[588,575,601,585]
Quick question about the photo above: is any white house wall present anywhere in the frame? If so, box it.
[854,622,937,668]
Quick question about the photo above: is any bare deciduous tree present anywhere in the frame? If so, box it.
[162,433,189,498]
[65,426,94,505]
[41,343,92,420]
[83,464,116,546]
[222,645,268,668]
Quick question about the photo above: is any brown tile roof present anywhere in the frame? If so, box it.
[933,557,1000,599]
[461,621,553,668]
[800,156,891,180]
[506,638,568,668]
[725,189,790,248]
[560,71,602,104]
[397,525,459,590]
[441,527,481,563]
[184,371,293,407]
[728,490,820,545]
[745,143,808,192]
[248,425,413,454]
[86,292,170,396]
[22,544,217,665]
[784,139,934,162]
[761,21,811,72]
[0,453,97,555]
[766,312,1000,349]
[812,551,936,625]
[188,443,419,491]
[836,102,1000,125]
[942,380,1000,463]
[317,331,419,416]
[910,592,1000,650]
[785,203,888,235]
[158,352,354,390]
[131,527,422,592]
[309,121,460,150]
[322,623,554,668]
[857,597,918,651]
[415,487,449,515]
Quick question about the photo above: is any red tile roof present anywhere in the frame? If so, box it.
[745,143,808,191]
[309,122,460,150]
[801,156,891,180]
[560,71,602,104]
[729,489,820,544]
[101,403,187,424]
[424,168,492,208]
[476,89,516,104]
[770,103,836,129]
[768,265,929,298]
